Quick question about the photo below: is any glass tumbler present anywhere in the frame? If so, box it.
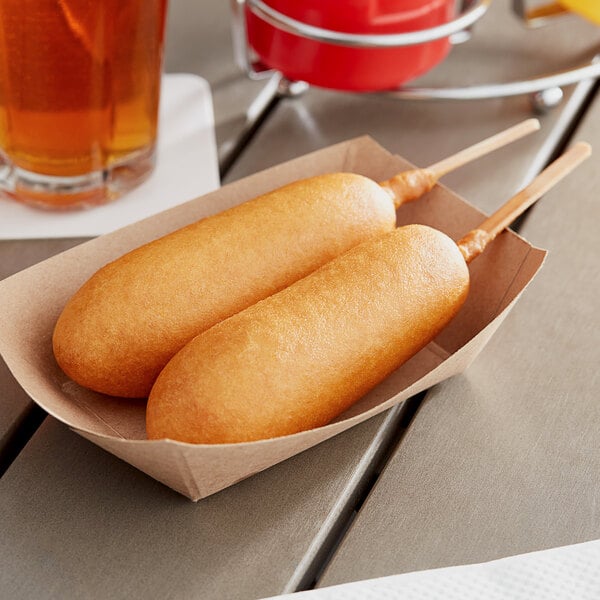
[0,0,168,209]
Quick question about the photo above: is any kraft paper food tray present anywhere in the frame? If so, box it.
[0,136,546,501]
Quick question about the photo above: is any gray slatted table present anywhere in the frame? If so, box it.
[0,412,401,599]
[0,238,85,465]
[164,0,269,163]
[1,1,600,599]
[317,68,600,591]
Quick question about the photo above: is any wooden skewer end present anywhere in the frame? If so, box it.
[458,140,592,263]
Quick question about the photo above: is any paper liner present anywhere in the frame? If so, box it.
[0,137,546,500]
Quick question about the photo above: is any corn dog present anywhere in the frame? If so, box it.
[53,121,539,398]
[146,143,590,444]
[146,224,468,443]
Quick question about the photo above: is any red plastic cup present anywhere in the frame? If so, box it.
[246,0,456,92]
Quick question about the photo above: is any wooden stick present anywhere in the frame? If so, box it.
[426,119,541,180]
[457,142,592,263]
[380,119,540,208]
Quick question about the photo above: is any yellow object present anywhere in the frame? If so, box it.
[558,0,600,23]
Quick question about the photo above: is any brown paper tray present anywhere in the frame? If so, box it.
[0,137,546,501]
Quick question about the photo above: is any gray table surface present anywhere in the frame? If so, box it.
[1,1,600,598]
[319,95,600,585]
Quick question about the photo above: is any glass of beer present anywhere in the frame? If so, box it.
[0,0,168,210]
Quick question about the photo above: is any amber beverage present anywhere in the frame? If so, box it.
[0,0,168,209]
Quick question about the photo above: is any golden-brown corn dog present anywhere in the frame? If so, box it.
[53,174,395,398]
[145,225,469,443]
[146,143,590,444]
[53,121,539,398]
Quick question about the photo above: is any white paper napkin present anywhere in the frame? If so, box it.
[265,539,600,599]
[0,73,219,239]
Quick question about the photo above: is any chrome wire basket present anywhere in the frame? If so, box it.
[230,0,600,108]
